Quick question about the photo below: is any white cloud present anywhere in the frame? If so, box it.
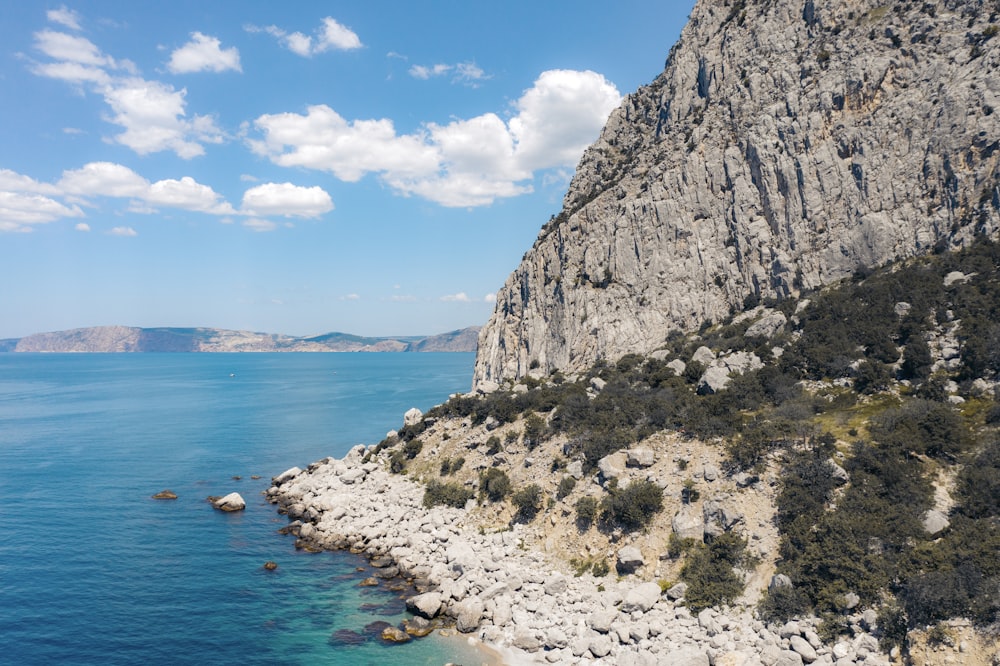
[146,177,237,214]
[33,30,115,67]
[317,17,362,51]
[409,63,451,80]
[509,69,622,171]
[247,17,361,57]
[75,222,91,232]
[248,69,620,207]
[108,226,138,237]
[47,6,82,31]
[240,182,334,218]
[59,162,148,198]
[168,32,241,74]
[0,169,61,196]
[409,61,489,86]
[341,293,361,301]
[242,218,277,232]
[249,105,438,182]
[0,191,84,231]
[30,28,222,159]
[484,293,496,303]
[58,162,235,214]
[441,292,471,302]
[103,78,223,158]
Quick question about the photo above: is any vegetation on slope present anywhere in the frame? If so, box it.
[377,237,1000,651]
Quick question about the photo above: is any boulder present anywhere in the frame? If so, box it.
[922,509,950,535]
[616,546,645,573]
[272,467,302,485]
[512,629,542,652]
[745,311,787,339]
[769,574,793,591]
[544,573,568,596]
[590,377,607,392]
[403,616,433,637]
[666,582,688,600]
[212,492,246,512]
[588,608,617,633]
[566,460,585,480]
[697,365,732,394]
[664,646,710,665]
[621,581,662,613]
[667,359,687,376]
[405,591,443,618]
[627,448,656,467]
[692,346,716,365]
[454,598,485,633]
[703,463,721,482]
[151,489,177,500]
[789,635,818,663]
[403,407,423,427]
[380,625,411,643]
[672,506,705,541]
[597,454,624,482]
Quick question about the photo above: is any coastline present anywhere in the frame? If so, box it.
[267,445,895,665]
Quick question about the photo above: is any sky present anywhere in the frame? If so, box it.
[0,1,694,339]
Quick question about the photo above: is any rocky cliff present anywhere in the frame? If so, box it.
[475,0,1000,387]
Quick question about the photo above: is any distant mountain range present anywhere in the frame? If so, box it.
[0,325,480,353]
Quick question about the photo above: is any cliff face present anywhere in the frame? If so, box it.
[475,0,1000,387]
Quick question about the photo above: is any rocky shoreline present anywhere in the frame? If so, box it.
[267,445,895,666]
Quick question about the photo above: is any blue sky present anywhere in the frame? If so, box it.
[0,1,694,339]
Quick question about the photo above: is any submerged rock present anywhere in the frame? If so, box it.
[151,489,177,500]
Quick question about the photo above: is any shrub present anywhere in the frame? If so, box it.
[556,476,577,500]
[523,413,546,450]
[485,435,502,455]
[512,484,543,522]
[479,468,512,503]
[591,558,610,577]
[422,480,473,509]
[600,479,664,531]
[575,496,599,529]
[403,438,423,459]
[758,585,812,624]
[389,450,407,474]
[680,533,750,612]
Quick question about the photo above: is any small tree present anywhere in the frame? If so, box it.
[512,484,543,522]
[479,468,512,502]
[575,496,599,529]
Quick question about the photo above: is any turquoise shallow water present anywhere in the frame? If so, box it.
[0,352,489,665]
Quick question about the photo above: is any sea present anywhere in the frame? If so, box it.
[0,352,495,666]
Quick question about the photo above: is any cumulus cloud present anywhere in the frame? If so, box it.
[484,293,497,303]
[1,163,332,233]
[75,222,91,232]
[168,32,241,74]
[240,182,334,218]
[441,292,471,302]
[30,26,223,159]
[47,6,82,31]
[246,17,361,57]
[248,69,620,207]
[108,226,138,237]
[0,191,84,231]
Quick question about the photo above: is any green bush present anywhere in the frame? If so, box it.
[599,479,664,531]
[512,484,543,522]
[422,480,473,508]
[556,476,577,500]
[575,496,598,529]
[389,450,407,474]
[403,438,423,459]
[523,413,546,450]
[680,533,751,612]
[485,435,502,455]
[757,585,812,624]
[479,467,512,502]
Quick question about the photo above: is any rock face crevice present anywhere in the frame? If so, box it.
[475,0,1000,387]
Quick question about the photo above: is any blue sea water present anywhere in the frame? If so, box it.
[0,352,492,666]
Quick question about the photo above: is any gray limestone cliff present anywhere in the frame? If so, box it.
[475,0,1000,387]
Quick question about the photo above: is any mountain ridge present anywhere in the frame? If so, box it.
[1,325,480,353]
[474,0,1000,389]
